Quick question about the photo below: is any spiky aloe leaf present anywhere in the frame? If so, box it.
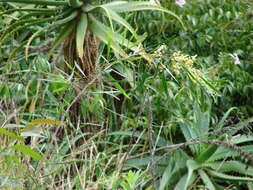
[82,1,183,37]
[88,15,127,57]
[98,5,114,31]
[230,135,253,144]
[68,0,83,8]
[216,107,237,130]
[0,17,56,45]
[209,145,253,162]
[159,162,176,190]
[229,116,253,136]
[76,13,88,59]
[174,173,197,190]
[25,10,78,59]
[204,161,253,177]
[99,5,143,40]
[0,8,57,16]
[198,169,216,190]
[49,23,75,57]
[184,160,199,190]
[89,15,152,61]
[8,40,28,60]
[207,170,253,182]
[0,8,73,45]
[102,1,185,29]
[197,144,218,163]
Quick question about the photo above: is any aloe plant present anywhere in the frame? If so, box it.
[0,0,184,78]
[158,110,253,189]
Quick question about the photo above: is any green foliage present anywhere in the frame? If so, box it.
[0,0,183,63]
[0,0,253,189]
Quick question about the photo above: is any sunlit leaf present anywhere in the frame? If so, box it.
[10,145,46,161]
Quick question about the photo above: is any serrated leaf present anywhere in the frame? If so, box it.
[216,107,237,130]
[199,169,216,190]
[185,160,199,190]
[207,170,253,182]
[174,173,196,190]
[204,161,253,177]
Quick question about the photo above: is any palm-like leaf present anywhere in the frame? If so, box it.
[0,0,184,76]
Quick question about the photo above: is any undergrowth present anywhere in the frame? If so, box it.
[0,0,253,189]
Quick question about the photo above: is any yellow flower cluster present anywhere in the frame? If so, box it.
[170,51,216,95]
[170,51,197,74]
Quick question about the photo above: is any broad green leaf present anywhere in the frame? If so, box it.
[10,145,46,161]
[76,13,88,59]
[194,105,209,136]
